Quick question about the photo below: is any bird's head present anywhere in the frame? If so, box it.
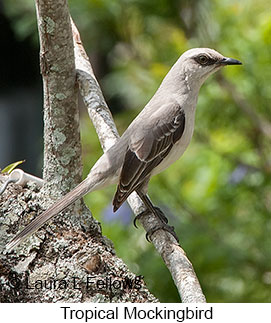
[178,48,242,89]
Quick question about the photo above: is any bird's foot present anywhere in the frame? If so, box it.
[146,223,179,243]
[133,207,179,242]
[133,206,168,228]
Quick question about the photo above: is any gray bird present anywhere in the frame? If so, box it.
[6,48,242,251]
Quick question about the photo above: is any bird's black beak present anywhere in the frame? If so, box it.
[220,57,242,65]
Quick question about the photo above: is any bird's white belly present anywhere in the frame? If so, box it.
[151,113,195,176]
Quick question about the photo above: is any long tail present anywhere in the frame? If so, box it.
[6,176,100,251]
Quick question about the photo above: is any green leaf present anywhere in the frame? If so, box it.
[1,160,26,174]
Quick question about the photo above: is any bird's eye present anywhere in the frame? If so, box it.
[197,55,209,65]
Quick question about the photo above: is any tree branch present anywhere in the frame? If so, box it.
[72,19,206,303]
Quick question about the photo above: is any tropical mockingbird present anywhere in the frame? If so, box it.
[6,48,242,250]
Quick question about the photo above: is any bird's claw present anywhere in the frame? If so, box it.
[145,224,179,243]
[133,210,149,228]
[133,206,178,242]
[133,206,168,228]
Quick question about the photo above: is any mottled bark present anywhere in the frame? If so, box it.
[37,0,82,196]
[0,175,157,303]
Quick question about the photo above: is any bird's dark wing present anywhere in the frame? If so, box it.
[113,103,185,211]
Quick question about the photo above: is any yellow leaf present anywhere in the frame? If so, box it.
[1,160,26,174]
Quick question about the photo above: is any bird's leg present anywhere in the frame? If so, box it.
[133,194,168,226]
[135,191,179,242]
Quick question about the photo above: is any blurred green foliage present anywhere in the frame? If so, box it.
[3,0,271,302]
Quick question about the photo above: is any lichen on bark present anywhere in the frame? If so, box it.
[0,175,157,302]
